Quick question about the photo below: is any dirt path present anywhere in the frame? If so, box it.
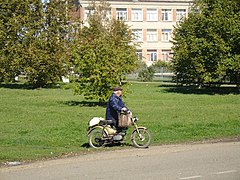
[1,141,240,180]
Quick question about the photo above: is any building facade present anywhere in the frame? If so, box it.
[75,0,192,66]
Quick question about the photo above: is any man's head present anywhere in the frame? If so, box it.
[113,87,123,97]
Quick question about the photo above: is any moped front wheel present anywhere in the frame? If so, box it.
[88,129,106,148]
[131,128,151,148]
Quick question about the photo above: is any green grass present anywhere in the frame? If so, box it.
[0,82,240,164]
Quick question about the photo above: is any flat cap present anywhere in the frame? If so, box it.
[113,87,123,91]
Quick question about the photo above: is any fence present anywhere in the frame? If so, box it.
[127,67,175,82]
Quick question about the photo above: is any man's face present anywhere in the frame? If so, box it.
[116,90,122,97]
[119,90,122,95]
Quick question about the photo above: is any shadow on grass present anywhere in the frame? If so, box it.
[64,100,107,107]
[0,83,61,89]
[159,84,239,95]
[81,142,132,148]
[81,143,90,148]
[0,83,32,89]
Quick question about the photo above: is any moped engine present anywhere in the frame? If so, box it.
[113,134,123,141]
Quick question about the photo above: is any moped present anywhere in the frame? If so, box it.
[87,111,151,148]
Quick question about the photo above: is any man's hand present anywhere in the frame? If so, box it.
[127,110,132,115]
[121,107,127,112]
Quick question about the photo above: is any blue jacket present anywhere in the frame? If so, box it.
[106,93,125,122]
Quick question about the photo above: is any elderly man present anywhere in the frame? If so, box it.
[105,87,128,130]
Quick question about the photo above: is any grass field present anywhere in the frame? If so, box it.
[0,82,240,164]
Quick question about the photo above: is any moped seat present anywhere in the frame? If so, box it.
[99,120,113,125]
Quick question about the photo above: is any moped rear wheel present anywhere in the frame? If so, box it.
[131,128,151,148]
[88,129,106,148]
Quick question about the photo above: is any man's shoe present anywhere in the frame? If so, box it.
[118,132,126,136]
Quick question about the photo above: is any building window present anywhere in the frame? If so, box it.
[116,8,128,21]
[132,29,143,42]
[176,9,186,21]
[84,8,94,21]
[162,29,172,41]
[147,8,158,21]
[136,49,143,61]
[162,9,172,21]
[147,29,158,42]
[147,50,158,62]
[131,8,143,21]
[84,8,111,21]
[104,9,112,21]
[161,50,172,62]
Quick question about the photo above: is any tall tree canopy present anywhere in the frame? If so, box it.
[172,0,240,89]
[0,0,71,87]
[71,0,138,102]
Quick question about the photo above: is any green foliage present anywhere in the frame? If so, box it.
[172,0,240,88]
[138,64,155,82]
[0,0,71,88]
[71,0,138,102]
[137,61,172,82]
[0,0,31,82]
[22,0,70,88]
[152,61,171,69]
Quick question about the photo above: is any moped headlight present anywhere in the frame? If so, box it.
[133,117,138,123]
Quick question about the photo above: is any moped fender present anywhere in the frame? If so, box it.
[131,126,148,137]
[133,126,148,131]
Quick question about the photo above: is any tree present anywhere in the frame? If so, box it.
[138,64,155,82]
[0,0,72,88]
[22,0,71,88]
[0,0,32,82]
[71,0,138,102]
[172,0,240,89]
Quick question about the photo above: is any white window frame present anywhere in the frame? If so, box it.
[147,50,158,62]
[146,8,158,21]
[161,50,172,62]
[84,8,94,21]
[176,9,186,21]
[147,29,158,42]
[162,9,172,21]
[131,8,143,21]
[84,8,111,21]
[103,10,112,21]
[116,8,128,21]
[162,29,172,42]
[132,29,143,42]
